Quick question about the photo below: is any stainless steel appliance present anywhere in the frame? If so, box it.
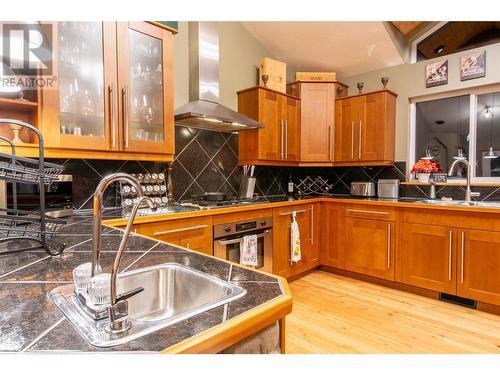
[350,181,376,197]
[174,22,263,132]
[377,179,400,199]
[213,217,273,272]
[1,174,73,217]
[180,195,268,210]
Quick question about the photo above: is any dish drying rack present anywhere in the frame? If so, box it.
[0,119,66,256]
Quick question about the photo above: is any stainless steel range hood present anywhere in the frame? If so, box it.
[174,22,263,132]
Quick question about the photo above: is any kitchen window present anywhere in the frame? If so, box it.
[410,88,500,182]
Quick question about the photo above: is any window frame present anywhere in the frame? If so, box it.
[408,85,500,183]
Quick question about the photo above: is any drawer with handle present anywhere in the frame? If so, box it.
[139,216,213,255]
[345,204,396,221]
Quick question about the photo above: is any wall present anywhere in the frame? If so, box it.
[338,42,500,162]
[173,21,270,110]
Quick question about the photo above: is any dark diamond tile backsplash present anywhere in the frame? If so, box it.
[48,128,500,210]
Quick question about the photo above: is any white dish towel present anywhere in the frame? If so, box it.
[290,211,301,263]
[241,234,258,266]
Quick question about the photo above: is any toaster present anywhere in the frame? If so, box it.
[350,182,376,197]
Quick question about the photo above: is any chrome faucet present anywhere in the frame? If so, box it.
[448,159,480,202]
[92,173,144,277]
[107,195,156,333]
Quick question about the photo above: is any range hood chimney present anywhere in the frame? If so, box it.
[174,22,264,132]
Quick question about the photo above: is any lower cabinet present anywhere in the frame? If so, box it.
[457,229,500,305]
[139,216,213,255]
[273,203,320,278]
[321,203,346,269]
[345,217,395,281]
[400,223,457,294]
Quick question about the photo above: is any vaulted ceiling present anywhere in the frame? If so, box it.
[241,22,406,78]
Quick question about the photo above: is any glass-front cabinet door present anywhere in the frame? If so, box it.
[117,22,174,154]
[44,22,119,150]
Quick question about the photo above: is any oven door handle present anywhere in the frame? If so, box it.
[216,230,270,246]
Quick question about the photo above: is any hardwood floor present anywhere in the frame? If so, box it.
[286,271,500,353]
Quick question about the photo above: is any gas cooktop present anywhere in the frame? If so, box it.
[179,196,270,210]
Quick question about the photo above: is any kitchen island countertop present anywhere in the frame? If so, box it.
[0,211,291,353]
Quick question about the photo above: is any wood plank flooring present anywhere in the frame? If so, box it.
[286,271,500,353]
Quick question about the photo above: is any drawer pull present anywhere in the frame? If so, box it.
[279,209,308,216]
[346,209,390,216]
[153,224,208,236]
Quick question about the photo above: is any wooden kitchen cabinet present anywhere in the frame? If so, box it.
[346,215,395,281]
[41,21,174,161]
[457,229,500,305]
[298,82,336,162]
[238,87,300,163]
[321,202,346,269]
[335,90,396,165]
[139,216,213,255]
[273,203,319,278]
[400,223,457,294]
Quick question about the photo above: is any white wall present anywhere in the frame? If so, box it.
[338,43,500,161]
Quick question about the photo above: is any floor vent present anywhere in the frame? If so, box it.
[439,293,477,309]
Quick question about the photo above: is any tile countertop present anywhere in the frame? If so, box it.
[0,211,290,353]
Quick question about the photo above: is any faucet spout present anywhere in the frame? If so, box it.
[92,173,144,277]
[447,159,480,202]
[110,195,156,305]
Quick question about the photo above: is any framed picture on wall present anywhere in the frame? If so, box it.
[425,60,448,88]
[460,51,486,81]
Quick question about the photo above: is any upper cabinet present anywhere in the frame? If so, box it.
[116,22,173,155]
[238,87,300,164]
[237,83,396,167]
[237,82,347,166]
[335,90,397,166]
[41,21,174,161]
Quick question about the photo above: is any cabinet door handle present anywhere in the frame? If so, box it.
[328,125,333,161]
[310,205,314,245]
[448,230,453,281]
[279,209,308,216]
[346,209,389,215]
[351,121,354,160]
[109,84,116,148]
[387,223,391,270]
[285,120,288,159]
[122,86,129,148]
[153,224,207,236]
[460,231,465,284]
[280,120,284,159]
[358,120,362,160]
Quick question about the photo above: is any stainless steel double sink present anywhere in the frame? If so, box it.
[416,199,500,208]
[49,263,246,347]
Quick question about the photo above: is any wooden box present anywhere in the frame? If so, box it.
[295,71,337,82]
[259,57,286,93]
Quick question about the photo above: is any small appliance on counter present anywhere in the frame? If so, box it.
[377,179,400,199]
[350,182,376,197]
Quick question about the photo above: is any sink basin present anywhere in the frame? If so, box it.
[49,263,246,347]
[416,199,500,208]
